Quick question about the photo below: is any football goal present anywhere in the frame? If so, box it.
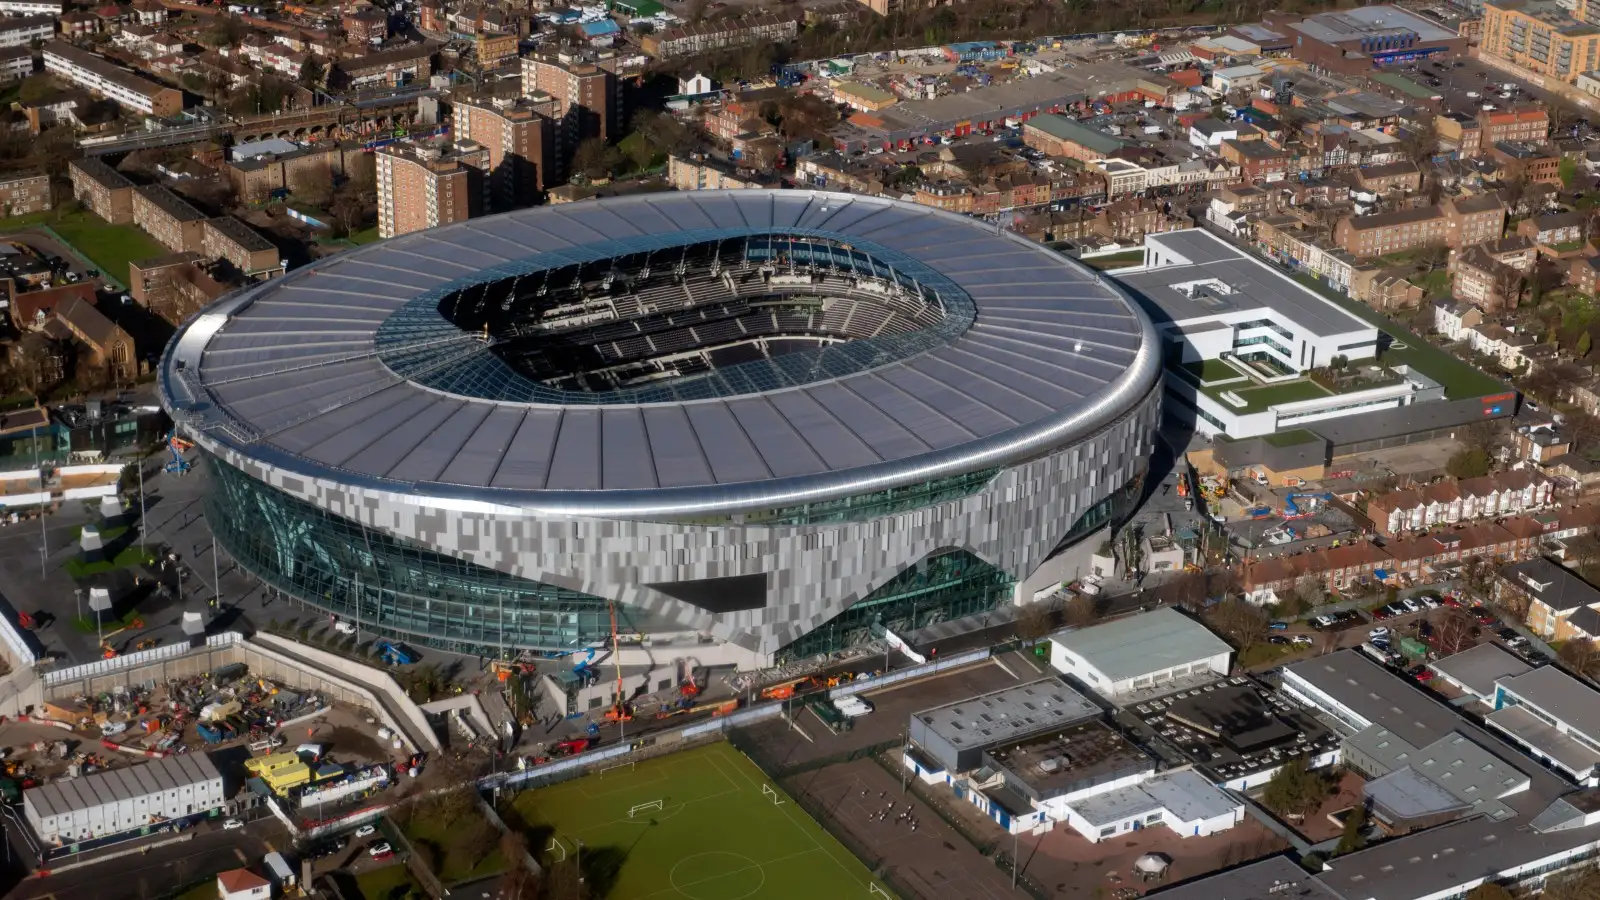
[628,799,664,818]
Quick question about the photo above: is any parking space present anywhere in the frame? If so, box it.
[1394,57,1547,120]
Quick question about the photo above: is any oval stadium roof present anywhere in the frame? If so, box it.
[160,191,1157,517]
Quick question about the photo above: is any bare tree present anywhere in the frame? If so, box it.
[1211,598,1269,650]
[1015,599,1058,642]
[1560,638,1600,678]
[1434,609,1476,656]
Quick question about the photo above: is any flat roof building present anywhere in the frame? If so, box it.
[25,752,224,844]
[1489,666,1600,785]
[1110,229,1457,440]
[1047,608,1232,700]
[1428,642,1532,706]
[907,678,1099,774]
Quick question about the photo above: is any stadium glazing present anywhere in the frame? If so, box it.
[160,192,1161,662]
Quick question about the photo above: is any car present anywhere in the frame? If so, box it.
[1467,90,1481,98]
[1369,626,1392,639]
[1269,635,1291,645]
[1371,607,1390,621]
[1269,621,1289,630]
[1455,60,1466,67]
[1441,596,1463,608]
[355,825,376,838]
[223,819,243,830]
[333,620,356,635]
[1479,616,1501,628]
[368,842,393,858]
[1497,628,1521,642]
[1313,615,1336,628]
[1401,598,1421,613]
[1414,668,1435,682]
[1292,634,1313,646]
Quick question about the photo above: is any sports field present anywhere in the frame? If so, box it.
[508,741,892,900]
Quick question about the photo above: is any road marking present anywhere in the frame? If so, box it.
[233,847,246,863]
[991,656,1018,680]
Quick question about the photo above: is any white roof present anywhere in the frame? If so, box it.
[1051,608,1231,684]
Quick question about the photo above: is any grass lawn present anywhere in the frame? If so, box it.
[400,812,506,885]
[66,545,156,579]
[69,523,127,542]
[347,226,381,245]
[1238,642,1291,668]
[353,864,421,900]
[0,207,164,289]
[169,882,220,900]
[1291,274,1506,398]
[1081,249,1146,271]
[1216,379,1329,412]
[1415,269,1451,297]
[1183,358,1246,384]
[1264,428,1320,448]
[507,741,889,900]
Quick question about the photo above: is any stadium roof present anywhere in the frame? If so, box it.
[161,191,1157,518]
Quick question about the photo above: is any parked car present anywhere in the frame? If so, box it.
[1313,615,1336,628]
[1401,598,1421,613]
[1269,635,1291,645]
[1269,621,1289,630]
[1497,628,1521,642]
[1369,626,1392,640]
[223,819,243,830]
[1291,634,1313,646]
[1371,608,1391,621]
[1419,596,1440,609]
[368,842,393,858]
[355,825,376,839]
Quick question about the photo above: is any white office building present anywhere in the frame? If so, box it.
[1109,230,1447,439]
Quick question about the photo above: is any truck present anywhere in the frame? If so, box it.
[374,639,416,665]
[197,721,236,744]
[833,696,874,719]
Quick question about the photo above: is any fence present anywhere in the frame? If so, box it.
[828,647,991,700]
[41,632,241,687]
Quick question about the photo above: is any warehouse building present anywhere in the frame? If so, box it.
[24,753,225,844]
[1047,608,1232,700]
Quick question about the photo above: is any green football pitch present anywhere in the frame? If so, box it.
[508,741,892,900]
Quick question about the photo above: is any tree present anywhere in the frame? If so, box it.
[16,74,54,106]
[1063,593,1099,627]
[1559,637,1600,678]
[1465,885,1514,900]
[298,55,326,90]
[295,165,334,208]
[1015,598,1058,642]
[1434,609,1476,656]
[1261,757,1330,818]
[1446,447,1492,480]
[629,109,694,157]
[1543,866,1600,900]
[496,831,539,900]
[1210,597,1269,650]
[571,137,621,182]
[1335,803,1368,856]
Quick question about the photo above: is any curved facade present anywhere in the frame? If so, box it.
[161,191,1160,660]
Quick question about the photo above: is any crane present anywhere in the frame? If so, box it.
[604,602,631,723]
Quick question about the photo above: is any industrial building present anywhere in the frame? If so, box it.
[1489,666,1600,786]
[1427,642,1531,707]
[1047,608,1232,699]
[159,192,1161,665]
[24,753,225,844]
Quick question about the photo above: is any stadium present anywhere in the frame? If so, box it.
[158,191,1161,665]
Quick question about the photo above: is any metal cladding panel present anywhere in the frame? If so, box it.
[725,398,828,479]
[801,378,939,460]
[870,365,1016,443]
[765,389,882,470]
[684,403,771,484]
[490,408,562,490]
[640,406,715,489]
[361,399,469,479]
[438,405,525,486]
[292,389,438,464]
[600,408,657,490]
[547,408,603,490]
[385,402,493,485]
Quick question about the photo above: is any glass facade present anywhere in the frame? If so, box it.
[779,470,1146,662]
[672,467,1001,526]
[776,548,1014,663]
[208,455,632,655]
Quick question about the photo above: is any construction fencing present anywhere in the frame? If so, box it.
[828,647,991,700]
[41,633,241,687]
